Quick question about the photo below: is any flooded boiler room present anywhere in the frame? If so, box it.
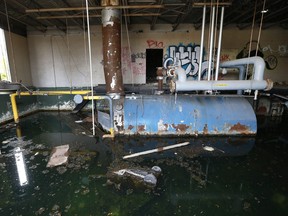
[0,0,288,215]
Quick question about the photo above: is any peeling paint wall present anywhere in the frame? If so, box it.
[4,31,32,85]
[27,24,288,88]
[0,90,79,123]
[0,94,37,123]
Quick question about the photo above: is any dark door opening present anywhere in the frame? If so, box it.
[146,49,163,83]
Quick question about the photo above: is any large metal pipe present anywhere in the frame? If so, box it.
[215,7,225,81]
[198,5,206,81]
[171,57,273,92]
[174,80,269,91]
[207,6,216,81]
[102,8,124,97]
[220,56,265,80]
[221,65,246,95]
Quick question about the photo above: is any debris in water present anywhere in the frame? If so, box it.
[203,146,215,151]
[56,166,67,174]
[203,145,225,153]
[107,166,162,189]
[35,207,45,215]
[75,120,83,123]
[46,145,69,167]
[123,142,190,159]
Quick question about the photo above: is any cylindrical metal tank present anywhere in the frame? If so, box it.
[122,95,256,136]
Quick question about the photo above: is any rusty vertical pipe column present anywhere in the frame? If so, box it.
[101,2,124,98]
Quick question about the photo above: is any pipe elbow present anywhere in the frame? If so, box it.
[176,66,186,82]
[264,79,273,91]
[220,56,265,81]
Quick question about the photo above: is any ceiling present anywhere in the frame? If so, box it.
[0,0,287,36]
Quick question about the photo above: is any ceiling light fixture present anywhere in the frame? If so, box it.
[261,9,268,13]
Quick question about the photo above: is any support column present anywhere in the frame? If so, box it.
[101,0,124,98]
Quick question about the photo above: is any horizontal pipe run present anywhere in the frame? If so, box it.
[9,91,115,137]
[220,56,265,81]
[175,80,270,92]
[9,90,91,124]
[26,5,164,13]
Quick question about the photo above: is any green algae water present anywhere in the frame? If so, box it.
[0,112,288,216]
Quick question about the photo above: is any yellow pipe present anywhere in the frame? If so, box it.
[9,90,91,123]
[10,93,19,123]
[16,90,91,96]
[9,90,116,138]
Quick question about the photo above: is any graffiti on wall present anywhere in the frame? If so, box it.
[262,44,288,56]
[163,44,210,78]
[146,39,164,48]
[121,47,146,82]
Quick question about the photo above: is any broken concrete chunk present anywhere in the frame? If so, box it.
[107,166,162,189]
[47,145,69,167]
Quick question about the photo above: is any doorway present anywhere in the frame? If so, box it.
[146,49,163,83]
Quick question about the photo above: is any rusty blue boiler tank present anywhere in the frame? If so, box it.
[121,94,256,136]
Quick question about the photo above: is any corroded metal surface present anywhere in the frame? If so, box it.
[102,8,124,96]
[121,95,257,136]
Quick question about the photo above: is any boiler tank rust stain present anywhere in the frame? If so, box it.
[203,124,208,135]
[229,122,250,134]
[127,125,134,130]
[172,124,189,132]
[137,125,146,132]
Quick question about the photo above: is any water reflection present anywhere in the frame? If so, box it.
[13,147,28,186]
[0,112,287,216]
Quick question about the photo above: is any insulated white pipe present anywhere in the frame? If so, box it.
[85,0,95,136]
[220,56,265,80]
[173,56,271,92]
[175,80,268,91]
[207,6,216,81]
[221,65,246,95]
[176,66,186,82]
[198,5,206,81]
[215,7,225,81]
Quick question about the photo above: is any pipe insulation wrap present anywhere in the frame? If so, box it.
[175,80,268,91]
[220,56,265,80]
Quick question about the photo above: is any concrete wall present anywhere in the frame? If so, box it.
[26,24,288,87]
[5,31,32,85]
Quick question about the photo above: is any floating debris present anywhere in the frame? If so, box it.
[35,207,45,215]
[47,145,69,167]
[107,166,162,189]
[56,166,67,174]
[123,142,190,159]
[203,145,225,153]
[203,146,215,151]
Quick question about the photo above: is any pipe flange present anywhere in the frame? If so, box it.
[169,80,176,93]
[265,79,273,91]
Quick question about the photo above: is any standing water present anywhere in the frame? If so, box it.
[0,112,287,215]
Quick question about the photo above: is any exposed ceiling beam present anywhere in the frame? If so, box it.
[59,0,84,29]
[172,0,193,31]
[122,0,131,25]
[37,13,161,20]
[28,0,68,33]
[262,16,288,29]
[223,0,264,27]
[26,5,164,13]
[150,0,163,30]
[192,2,232,7]
[237,4,288,30]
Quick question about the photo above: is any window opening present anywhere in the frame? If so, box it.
[0,28,11,81]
